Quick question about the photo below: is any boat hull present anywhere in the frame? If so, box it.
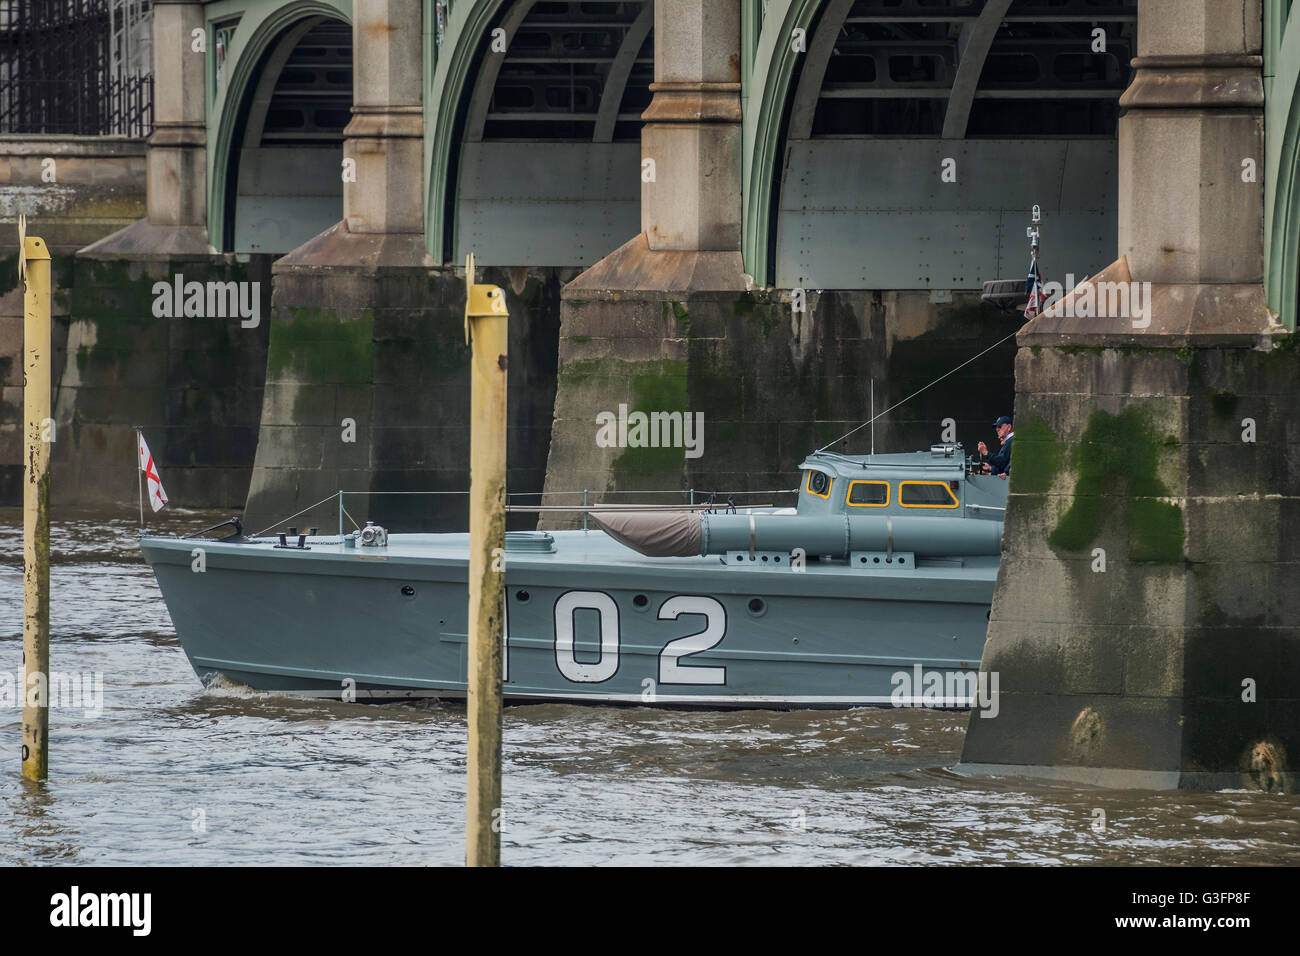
[141,530,996,709]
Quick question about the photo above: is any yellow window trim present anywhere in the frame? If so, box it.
[899,480,959,509]
[846,480,890,507]
[805,470,833,499]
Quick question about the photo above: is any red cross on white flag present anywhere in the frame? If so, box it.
[138,432,168,512]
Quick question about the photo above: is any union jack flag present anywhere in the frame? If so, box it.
[1024,256,1045,320]
[138,432,168,513]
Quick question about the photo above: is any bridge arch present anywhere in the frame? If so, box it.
[426,0,652,266]
[208,0,353,253]
[743,0,842,286]
[744,0,1136,289]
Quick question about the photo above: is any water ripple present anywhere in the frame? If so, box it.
[0,510,1296,865]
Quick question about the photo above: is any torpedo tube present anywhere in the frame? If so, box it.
[590,510,1002,558]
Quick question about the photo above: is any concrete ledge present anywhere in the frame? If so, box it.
[953,761,1294,792]
[343,106,424,139]
[78,219,215,259]
[641,83,742,123]
[954,762,1183,789]
[0,134,147,158]
[0,137,148,253]
[273,221,434,273]
[1120,55,1264,110]
[1018,257,1284,347]
[563,233,747,296]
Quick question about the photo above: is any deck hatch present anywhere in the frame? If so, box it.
[504,531,557,553]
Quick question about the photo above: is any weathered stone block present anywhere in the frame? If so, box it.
[1183,495,1281,563]
[9,253,272,508]
[244,263,562,532]
[963,324,1300,789]
[1118,624,1186,697]
[544,289,1017,528]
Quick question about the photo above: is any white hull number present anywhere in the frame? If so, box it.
[552,592,727,686]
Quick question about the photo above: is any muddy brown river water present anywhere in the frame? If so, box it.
[1,509,1297,865]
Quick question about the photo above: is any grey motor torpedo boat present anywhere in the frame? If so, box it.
[140,444,1007,708]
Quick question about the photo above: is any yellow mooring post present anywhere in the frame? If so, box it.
[20,215,51,782]
[463,253,508,866]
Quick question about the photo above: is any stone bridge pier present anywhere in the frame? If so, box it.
[66,0,270,510]
[242,0,562,533]
[541,0,752,522]
[241,0,434,529]
[959,0,1299,791]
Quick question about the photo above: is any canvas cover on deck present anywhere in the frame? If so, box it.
[589,511,702,557]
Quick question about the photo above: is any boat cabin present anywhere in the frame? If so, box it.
[796,445,1007,519]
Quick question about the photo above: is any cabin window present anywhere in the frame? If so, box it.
[899,480,959,508]
[805,470,833,498]
[847,480,889,507]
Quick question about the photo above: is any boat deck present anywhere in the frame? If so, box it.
[141,527,1000,599]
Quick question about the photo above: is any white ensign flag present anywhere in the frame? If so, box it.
[138,433,168,512]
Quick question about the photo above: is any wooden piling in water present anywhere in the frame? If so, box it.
[21,218,51,782]
[464,254,508,866]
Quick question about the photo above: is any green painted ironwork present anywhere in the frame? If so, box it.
[425,0,513,264]
[740,0,1128,288]
[741,0,824,287]
[206,0,352,253]
[1266,0,1300,329]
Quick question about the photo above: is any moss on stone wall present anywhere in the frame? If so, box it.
[548,290,1017,509]
[268,307,374,384]
[609,359,689,489]
[1054,343,1195,363]
[687,344,745,421]
[556,356,607,387]
[1270,330,1299,355]
[1007,416,1061,494]
[68,259,160,371]
[670,300,690,337]
[730,292,780,337]
[749,297,780,337]
[1126,498,1185,563]
[1050,406,1184,563]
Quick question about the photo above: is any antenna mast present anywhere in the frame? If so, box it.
[1024,204,1044,319]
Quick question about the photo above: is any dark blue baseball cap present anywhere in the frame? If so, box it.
[993,416,1012,427]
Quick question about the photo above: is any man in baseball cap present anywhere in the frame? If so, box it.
[977,416,1013,478]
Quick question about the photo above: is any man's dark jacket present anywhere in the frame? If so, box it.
[988,433,1013,475]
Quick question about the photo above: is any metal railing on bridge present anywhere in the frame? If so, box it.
[0,0,153,137]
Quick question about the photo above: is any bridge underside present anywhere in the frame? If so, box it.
[771,0,1134,290]
[225,17,351,255]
